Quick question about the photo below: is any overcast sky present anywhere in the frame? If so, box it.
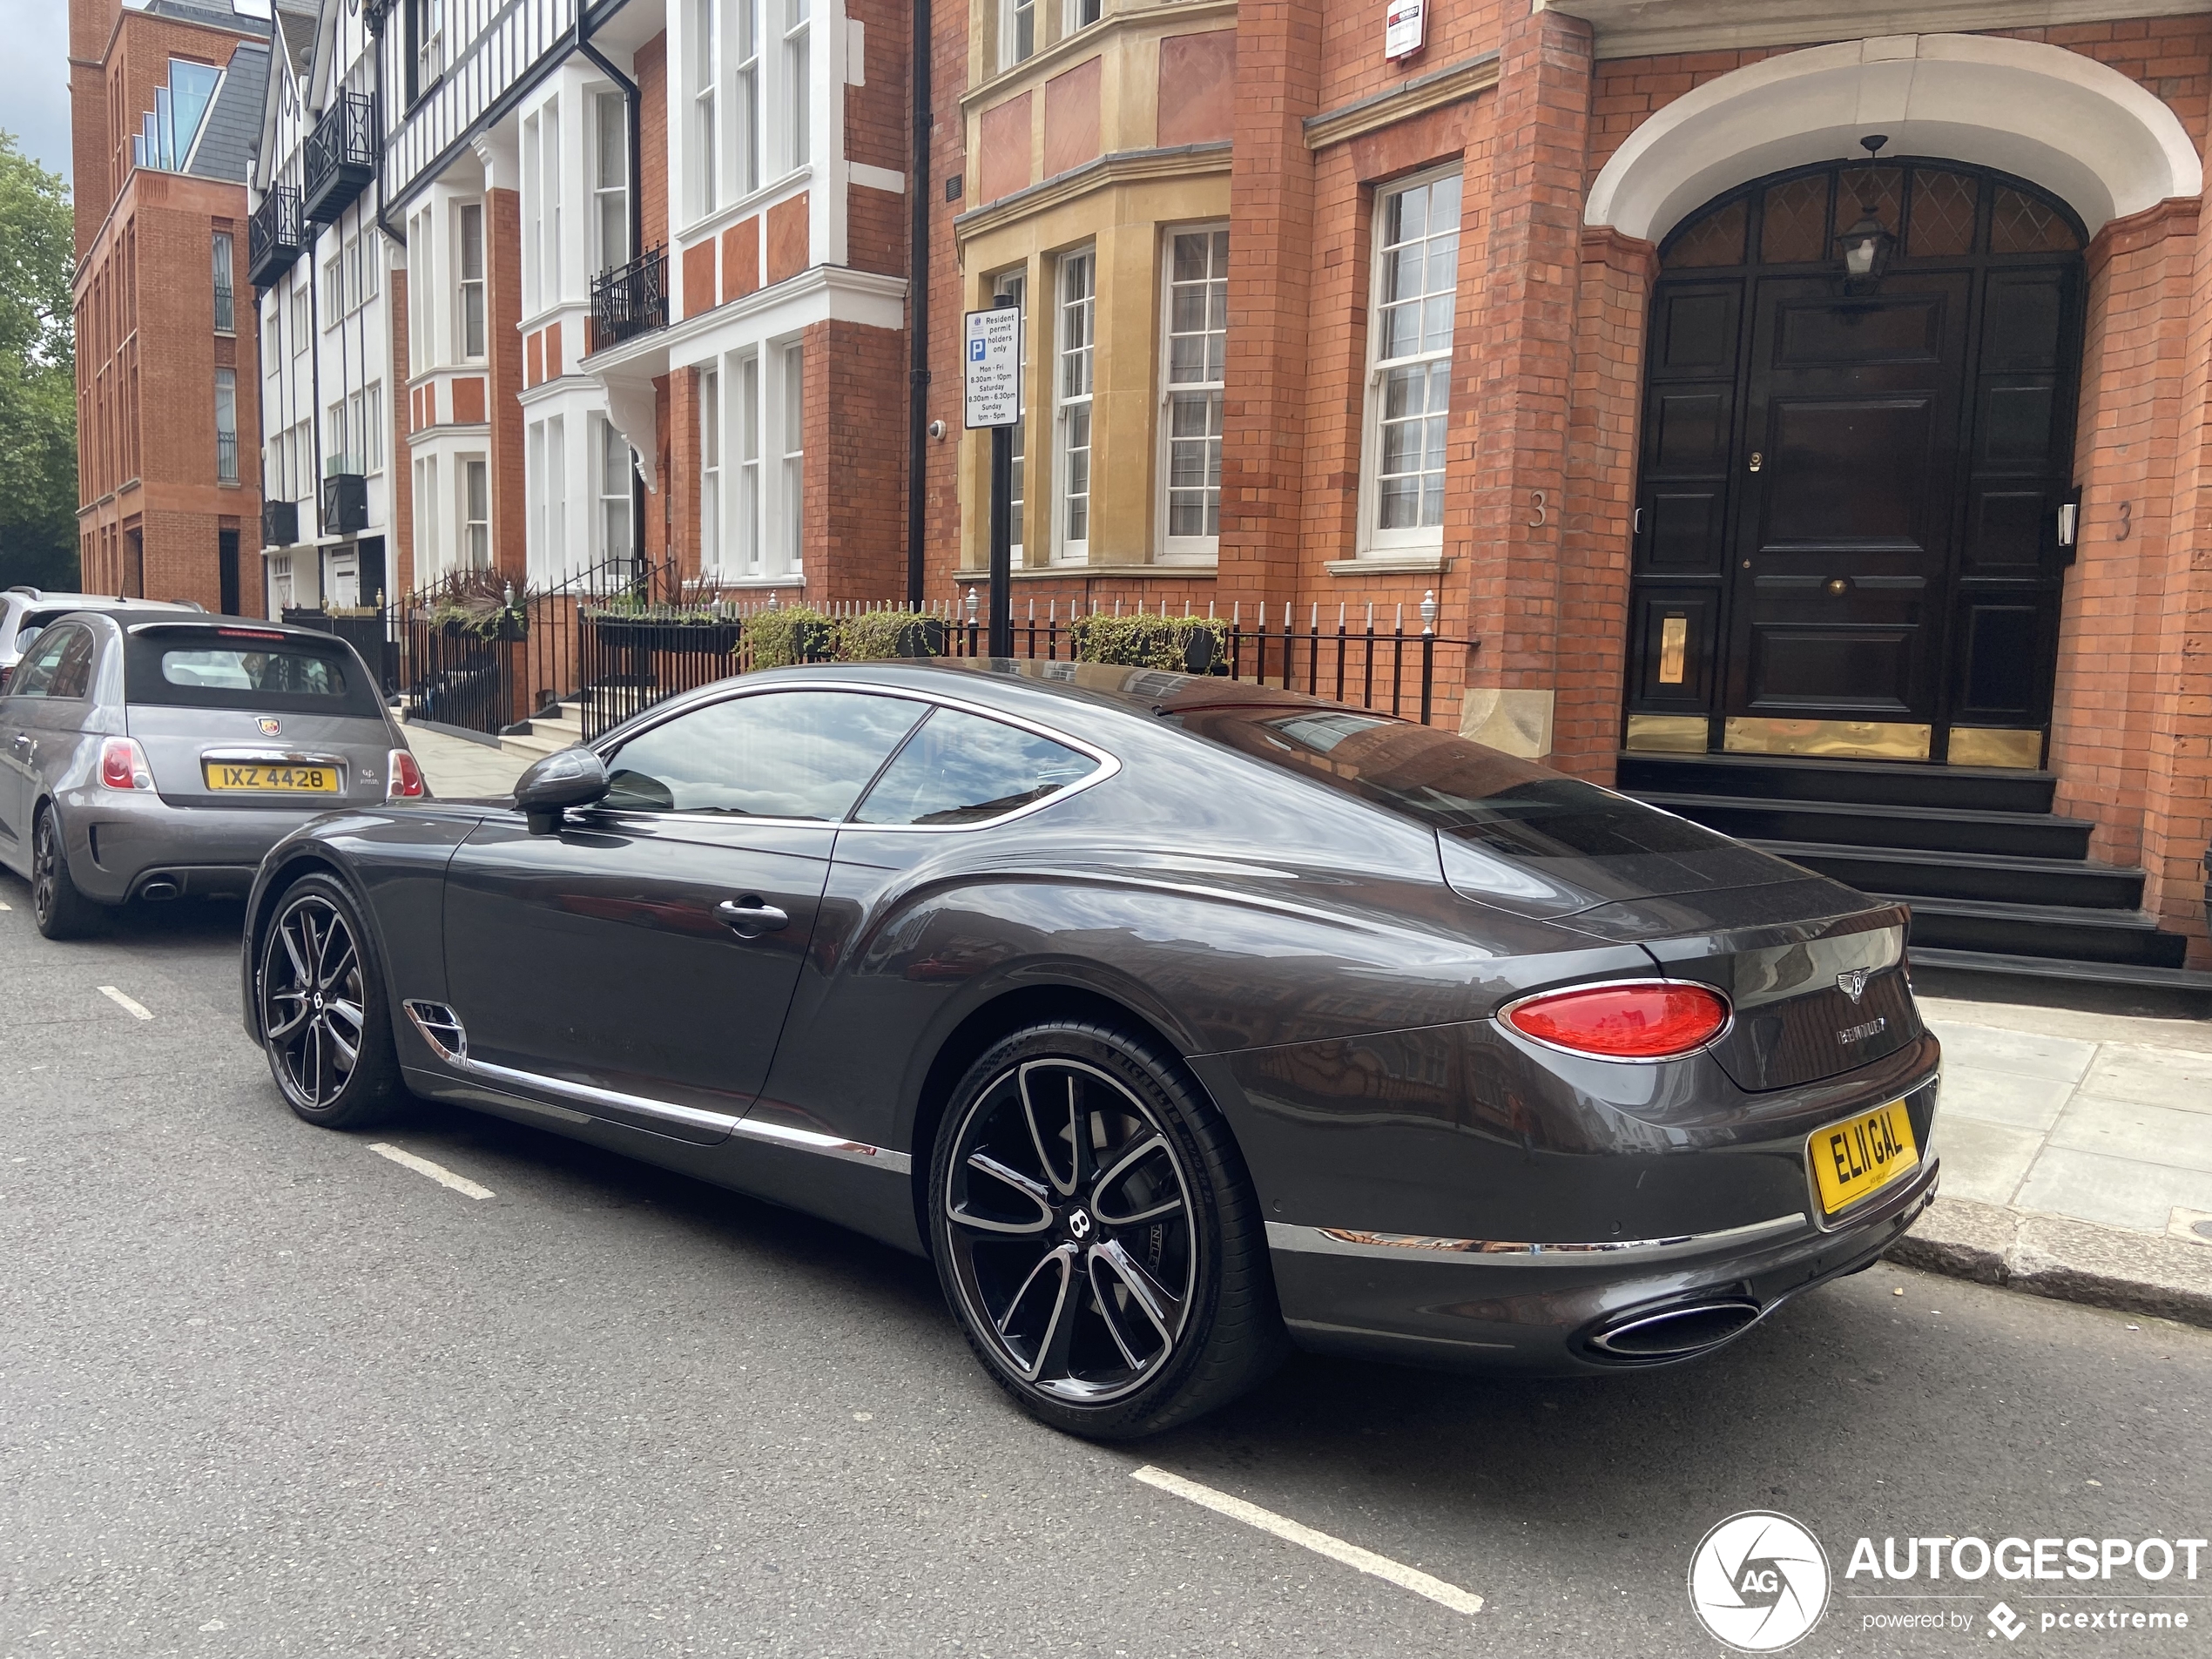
[0,0,76,185]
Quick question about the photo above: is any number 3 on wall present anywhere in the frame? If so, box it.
[1529,490,1547,530]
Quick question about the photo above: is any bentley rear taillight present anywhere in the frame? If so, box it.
[1502,981,1730,1061]
[387,748,426,800]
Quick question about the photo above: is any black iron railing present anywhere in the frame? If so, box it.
[213,279,234,334]
[216,430,238,484]
[248,185,305,287]
[304,91,378,222]
[590,246,668,350]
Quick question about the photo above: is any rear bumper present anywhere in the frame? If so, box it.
[1269,1146,1939,1375]
[57,786,335,902]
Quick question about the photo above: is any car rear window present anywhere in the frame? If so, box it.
[125,630,381,717]
[1165,705,1788,905]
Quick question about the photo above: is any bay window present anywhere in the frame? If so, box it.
[1054,250,1094,562]
[1160,227,1227,559]
[701,365,723,572]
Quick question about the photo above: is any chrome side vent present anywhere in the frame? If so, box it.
[401,1001,467,1063]
[1585,1299,1764,1362]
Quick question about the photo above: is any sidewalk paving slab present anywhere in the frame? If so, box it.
[1893,994,2212,1326]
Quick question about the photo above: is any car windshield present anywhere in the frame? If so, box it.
[124,630,381,717]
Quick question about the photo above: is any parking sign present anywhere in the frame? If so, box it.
[964,307,1022,429]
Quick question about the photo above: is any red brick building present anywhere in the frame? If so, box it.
[921,2,2212,985]
[69,0,270,616]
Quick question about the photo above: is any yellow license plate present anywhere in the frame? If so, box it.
[204,762,340,793]
[1809,1100,1920,1216]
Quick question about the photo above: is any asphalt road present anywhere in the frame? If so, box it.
[3,879,2209,1659]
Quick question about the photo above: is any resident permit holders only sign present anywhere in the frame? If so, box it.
[964,307,1023,429]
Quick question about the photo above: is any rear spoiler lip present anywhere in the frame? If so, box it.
[123,619,320,639]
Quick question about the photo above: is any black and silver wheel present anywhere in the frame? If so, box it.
[930,1022,1284,1439]
[30,806,99,941]
[258,873,402,1129]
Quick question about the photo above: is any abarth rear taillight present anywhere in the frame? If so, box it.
[387,748,426,800]
[99,736,155,791]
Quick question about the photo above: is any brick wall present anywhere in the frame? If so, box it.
[811,317,909,601]
[487,187,528,581]
[389,264,415,592]
[919,0,969,597]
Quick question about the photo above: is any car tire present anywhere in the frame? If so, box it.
[256,872,404,1130]
[929,1021,1286,1440]
[30,806,102,941]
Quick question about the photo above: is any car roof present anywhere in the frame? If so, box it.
[781,656,1363,723]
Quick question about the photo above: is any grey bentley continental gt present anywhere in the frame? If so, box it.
[239,659,1939,1439]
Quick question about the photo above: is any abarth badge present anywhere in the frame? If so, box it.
[258,717,282,736]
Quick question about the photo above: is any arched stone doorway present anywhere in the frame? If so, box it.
[1621,157,2086,766]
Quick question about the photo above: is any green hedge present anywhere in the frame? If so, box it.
[735,607,950,668]
[1069,612,1229,673]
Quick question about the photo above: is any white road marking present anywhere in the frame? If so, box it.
[0,898,12,909]
[1131,1465,1483,1616]
[98,986,153,1020]
[368,1143,495,1201]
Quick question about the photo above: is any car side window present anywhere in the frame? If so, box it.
[46,627,98,700]
[601,690,925,820]
[7,626,79,700]
[852,706,1100,826]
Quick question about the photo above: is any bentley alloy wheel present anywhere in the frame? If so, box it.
[258,873,402,1128]
[931,1023,1284,1439]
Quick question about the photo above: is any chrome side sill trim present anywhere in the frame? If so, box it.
[456,1054,745,1136]
[1285,1318,1515,1352]
[400,1004,910,1172]
[1265,1212,1809,1265]
[730,1116,913,1176]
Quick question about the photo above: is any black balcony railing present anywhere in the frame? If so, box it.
[304,91,378,223]
[216,430,239,484]
[213,279,234,334]
[248,185,305,287]
[590,246,669,350]
[321,472,369,536]
[262,497,300,547]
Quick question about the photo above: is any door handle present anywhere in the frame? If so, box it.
[717,897,790,938]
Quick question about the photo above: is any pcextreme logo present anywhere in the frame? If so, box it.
[1688,1511,1832,1652]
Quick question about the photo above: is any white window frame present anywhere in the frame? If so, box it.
[991,267,1027,563]
[700,364,723,573]
[1000,0,1035,70]
[408,206,435,367]
[547,98,563,304]
[456,200,487,361]
[779,340,805,577]
[1359,165,1463,556]
[212,232,233,334]
[783,0,811,172]
[462,455,490,569]
[1063,0,1100,35]
[528,419,547,573]
[734,0,762,197]
[595,415,633,562]
[523,112,544,312]
[1158,225,1227,563]
[326,395,348,475]
[593,90,630,273]
[694,0,721,219]
[414,0,446,90]
[415,455,440,573]
[214,368,238,483]
[290,284,309,354]
[1053,247,1095,564]
[545,412,567,571]
[736,350,761,574]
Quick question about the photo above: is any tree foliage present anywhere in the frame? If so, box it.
[0,133,78,591]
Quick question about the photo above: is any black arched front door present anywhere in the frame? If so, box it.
[1622,159,2084,769]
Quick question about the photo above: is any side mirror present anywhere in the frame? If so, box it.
[515,746,609,834]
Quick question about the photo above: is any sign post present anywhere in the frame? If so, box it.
[964,301,1022,658]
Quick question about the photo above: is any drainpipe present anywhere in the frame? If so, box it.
[905,0,932,609]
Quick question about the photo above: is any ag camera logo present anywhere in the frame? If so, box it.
[1689,1511,1832,1652]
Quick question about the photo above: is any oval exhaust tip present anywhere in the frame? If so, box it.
[1588,1299,1763,1360]
[139,877,182,901]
